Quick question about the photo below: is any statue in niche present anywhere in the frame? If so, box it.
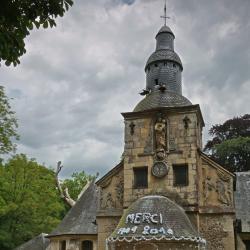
[154,115,166,160]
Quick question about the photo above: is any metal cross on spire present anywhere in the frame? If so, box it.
[160,0,170,26]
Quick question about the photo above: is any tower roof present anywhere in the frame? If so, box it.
[156,25,175,38]
[134,90,191,112]
[145,49,182,71]
[133,4,192,112]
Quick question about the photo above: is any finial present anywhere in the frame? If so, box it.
[160,0,170,26]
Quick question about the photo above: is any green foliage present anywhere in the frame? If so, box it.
[0,154,66,250]
[62,171,94,201]
[214,137,250,172]
[204,114,250,172]
[0,86,19,155]
[0,0,74,66]
[204,114,250,152]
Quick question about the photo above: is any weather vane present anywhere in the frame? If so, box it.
[160,0,170,26]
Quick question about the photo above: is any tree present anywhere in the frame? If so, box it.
[0,86,19,156]
[55,161,95,207]
[213,137,250,172]
[0,154,66,250]
[204,114,250,172]
[62,171,95,201]
[0,0,73,66]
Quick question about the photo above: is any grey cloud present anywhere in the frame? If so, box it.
[1,0,249,177]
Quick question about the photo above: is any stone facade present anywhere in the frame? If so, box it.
[45,104,237,248]
[42,17,249,250]
[94,106,236,250]
[121,107,203,209]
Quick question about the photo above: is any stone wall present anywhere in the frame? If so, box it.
[123,108,202,209]
[96,216,120,250]
[111,241,202,250]
[96,165,124,249]
[199,214,235,250]
[46,235,97,250]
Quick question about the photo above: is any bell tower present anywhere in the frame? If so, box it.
[145,25,183,95]
[122,10,205,209]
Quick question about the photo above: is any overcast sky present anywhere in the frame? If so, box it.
[1,0,250,178]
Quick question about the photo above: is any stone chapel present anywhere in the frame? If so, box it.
[16,8,250,250]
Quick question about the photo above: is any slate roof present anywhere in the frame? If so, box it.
[48,181,98,237]
[109,195,205,244]
[145,49,183,70]
[156,25,175,37]
[133,90,192,112]
[15,233,49,250]
[235,172,250,232]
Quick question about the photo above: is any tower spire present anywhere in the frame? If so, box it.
[160,0,170,26]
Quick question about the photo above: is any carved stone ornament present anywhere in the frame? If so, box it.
[152,161,168,178]
[202,175,215,204]
[100,190,115,209]
[105,192,115,208]
[217,169,231,182]
[202,169,232,207]
[129,122,135,135]
[216,169,232,206]
[115,176,124,206]
[183,115,191,129]
[216,180,232,206]
[154,113,167,160]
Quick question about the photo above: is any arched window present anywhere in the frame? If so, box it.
[82,240,93,250]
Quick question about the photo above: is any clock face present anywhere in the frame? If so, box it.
[152,162,168,178]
